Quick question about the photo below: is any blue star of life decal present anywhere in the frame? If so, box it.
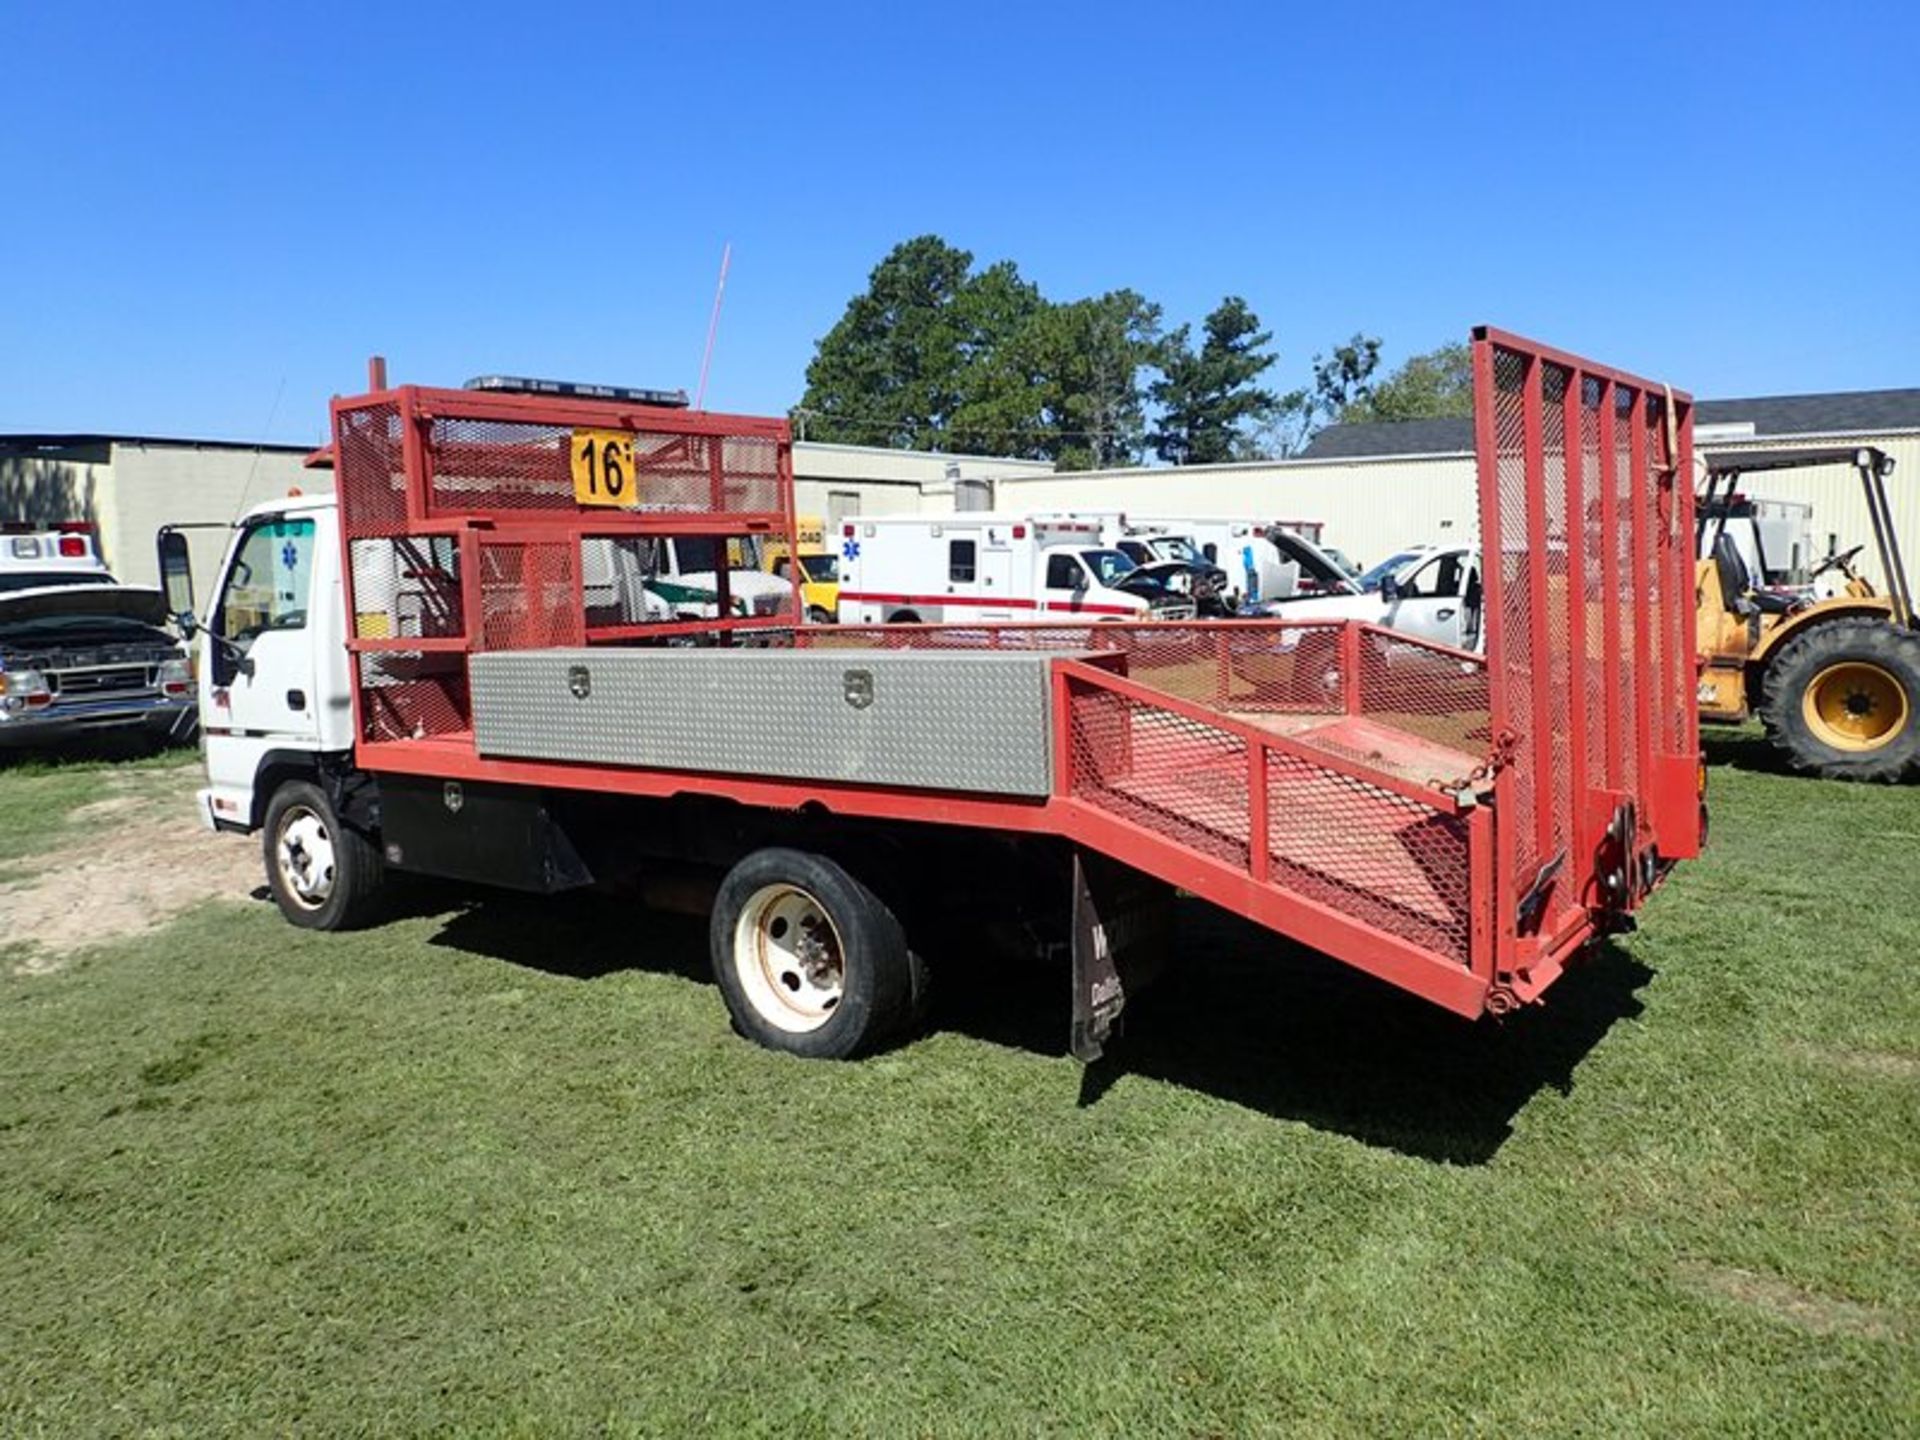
[281,540,299,571]
[841,538,861,561]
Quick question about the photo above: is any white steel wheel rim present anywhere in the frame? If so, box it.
[276,806,337,910]
[732,884,846,1034]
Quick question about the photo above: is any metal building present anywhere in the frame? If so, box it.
[987,389,1920,585]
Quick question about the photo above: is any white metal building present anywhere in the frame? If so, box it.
[983,389,1920,586]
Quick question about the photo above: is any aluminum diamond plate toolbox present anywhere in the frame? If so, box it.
[469,648,1058,796]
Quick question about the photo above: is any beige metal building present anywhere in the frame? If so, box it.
[985,389,1920,587]
[0,432,1054,591]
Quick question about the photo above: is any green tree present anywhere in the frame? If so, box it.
[798,237,1160,465]
[1250,332,1381,459]
[797,236,1042,453]
[1340,341,1473,423]
[1148,297,1280,465]
[991,289,1163,470]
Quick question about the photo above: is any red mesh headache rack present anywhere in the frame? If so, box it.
[330,378,803,750]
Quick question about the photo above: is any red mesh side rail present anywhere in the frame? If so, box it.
[801,619,1354,715]
[1472,328,1699,982]
[1060,662,1479,969]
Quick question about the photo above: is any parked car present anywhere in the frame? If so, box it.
[0,524,195,749]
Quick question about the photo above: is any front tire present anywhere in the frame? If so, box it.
[1760,619,1920,781]
[262,779,388,930]
[710,847,925,1058]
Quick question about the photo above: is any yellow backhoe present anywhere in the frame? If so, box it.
[1695,446,1919,780]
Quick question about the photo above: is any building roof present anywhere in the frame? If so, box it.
[0,432,314,457]
[1301,387,1920,460]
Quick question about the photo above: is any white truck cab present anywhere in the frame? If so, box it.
[836,514,1195,623]
[167,495,352,831]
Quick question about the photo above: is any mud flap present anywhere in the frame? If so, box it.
[1069,850,1173,1062]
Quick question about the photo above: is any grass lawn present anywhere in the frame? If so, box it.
[1,731,1915,1434]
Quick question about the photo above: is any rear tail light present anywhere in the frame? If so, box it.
[9,537,40,558]
[57,535,88,557]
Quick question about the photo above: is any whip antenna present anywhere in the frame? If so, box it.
[694,242,732,411]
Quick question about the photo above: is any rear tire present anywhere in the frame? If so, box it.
[1760,619,1920,781]
[710,847,926,1058]
[262,780,388,930]
[807,605,835,625]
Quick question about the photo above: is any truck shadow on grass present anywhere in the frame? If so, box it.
[1699,725,1797,778]
[419,888,1651,1167]
[942,901,1653,1165]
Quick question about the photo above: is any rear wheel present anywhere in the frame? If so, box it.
[262,780,388,929]
[710,847,926,1058]
[1760,619,1920,781]
[807,605,835,625]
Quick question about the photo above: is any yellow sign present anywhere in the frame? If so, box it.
[571,429,637,507]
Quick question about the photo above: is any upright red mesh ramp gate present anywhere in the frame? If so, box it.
[1474,327,1701,998]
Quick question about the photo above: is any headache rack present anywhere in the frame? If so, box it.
[331,327,1701,1021]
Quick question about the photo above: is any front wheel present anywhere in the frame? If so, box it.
[1760,619,1920,781]
[262,779,388,930]
[710,848,926,1058]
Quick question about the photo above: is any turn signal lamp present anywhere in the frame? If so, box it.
[0,668,52,713]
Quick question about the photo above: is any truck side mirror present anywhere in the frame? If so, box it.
[157,528,197,634]
[1379,573,1401,603]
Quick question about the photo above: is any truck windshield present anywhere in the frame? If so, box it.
[1148,536,1200,564]
[798,555,837,582]
[1358,549,1422,592]
[1079,549,1138,587]
[678,536,764,574]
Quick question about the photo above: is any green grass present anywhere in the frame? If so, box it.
[0,744,197,877]
[1,735,1916,1435]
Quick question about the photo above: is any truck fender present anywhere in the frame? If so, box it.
[248,751,375,836]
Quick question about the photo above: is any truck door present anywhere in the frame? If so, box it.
[208,514,321,743]
[1385,549,1469,647]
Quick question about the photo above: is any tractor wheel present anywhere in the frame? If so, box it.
[1759,619,1920,781]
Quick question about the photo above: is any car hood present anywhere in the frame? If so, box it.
[1261,590,1383,620]
[0,584,167,628]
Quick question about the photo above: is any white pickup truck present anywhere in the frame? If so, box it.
[1270,543,1484,652]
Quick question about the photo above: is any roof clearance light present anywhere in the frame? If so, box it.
[1013,525,1026,539]
[57,536,86,557]
[463,375,692,408]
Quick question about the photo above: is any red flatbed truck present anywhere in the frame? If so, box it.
[158,329,1703,1061]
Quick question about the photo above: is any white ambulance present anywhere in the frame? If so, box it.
[835,514,1197,624]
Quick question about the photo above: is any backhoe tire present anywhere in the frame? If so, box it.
[711,847,926,1059]
[1759,619,1920,782]
[262,780,388,930]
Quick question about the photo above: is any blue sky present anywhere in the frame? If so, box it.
[2,0,1914,446]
